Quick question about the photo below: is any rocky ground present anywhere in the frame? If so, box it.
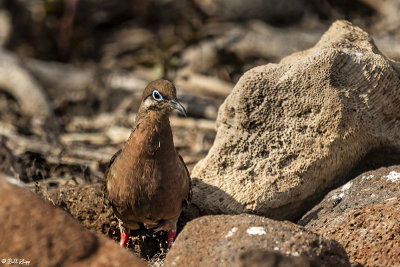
[1,1,400,266]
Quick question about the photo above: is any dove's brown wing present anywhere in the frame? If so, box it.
[103,147,136,221]
[102,148,122,200]
[178,153,192,205]
[103,149,122,186]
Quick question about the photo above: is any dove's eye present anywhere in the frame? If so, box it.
[152,90,163,101]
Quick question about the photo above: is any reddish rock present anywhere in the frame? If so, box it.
[299,165,400,227]
[305,199,400,266]
[300,166,400,266]
[0,174,145,267]
[239,249,319,267]
[164,214,349,267]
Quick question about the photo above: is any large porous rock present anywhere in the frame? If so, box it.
[299,166,400,266]
[0,175,145,267]
[164,214,349,267]
[191,20,400,220]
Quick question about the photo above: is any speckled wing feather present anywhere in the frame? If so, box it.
[102,120,139,201]
[103,146,135,221]
[102,148,122,201]
[108,149,122,169]
[178,153,192,205]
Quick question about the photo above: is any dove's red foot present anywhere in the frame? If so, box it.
[167,230,176,249]
[120,231,129,248]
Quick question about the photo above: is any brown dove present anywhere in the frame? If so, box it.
[103,79,191,249]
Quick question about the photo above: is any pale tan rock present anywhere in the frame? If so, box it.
[0,49,52,117]
[191,20,400,220]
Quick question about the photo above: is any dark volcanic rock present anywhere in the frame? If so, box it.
[165,214,349,267]
[299,166,400,266]
[239,249,319,267]
[0,174,145,267]
[299,165,400,227]
[304,199,400,266]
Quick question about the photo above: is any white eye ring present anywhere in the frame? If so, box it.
[152,89,163,101]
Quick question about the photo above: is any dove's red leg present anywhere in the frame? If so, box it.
[167,229,176,249]
[118,220,130,248]
[120,230,129,248]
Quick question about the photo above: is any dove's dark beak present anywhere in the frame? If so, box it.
[168,99,187,117]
